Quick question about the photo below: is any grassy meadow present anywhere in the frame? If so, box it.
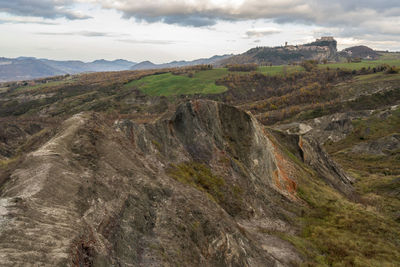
[124,59,400,97]
[10,58,400,98]
[123,70,229,96]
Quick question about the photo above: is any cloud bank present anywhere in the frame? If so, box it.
[0,0,90,20]
[1,0,400,46]
[91,0,400,29]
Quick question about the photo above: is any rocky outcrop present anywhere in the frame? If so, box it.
[217,38,338,66]
[351,134,400,156]
[298,136,354,196]
[270,129,354,197]
[275,112,357,144]
[273,112,357,196]
[0,100,353,266]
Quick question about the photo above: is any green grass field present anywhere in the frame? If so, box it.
[124,66,306,96]
[379,52,400,60]
[124,70,229,96]
[117,59,400,97]
[320,59,400,70]
[258,65,303,75]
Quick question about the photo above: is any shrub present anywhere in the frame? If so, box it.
[300,60,318,72]
[386,66,399,74]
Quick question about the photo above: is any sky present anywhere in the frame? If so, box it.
[0,0,399,63]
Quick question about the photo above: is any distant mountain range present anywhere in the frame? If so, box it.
[129,55,233,70]
[0,54,233,82]
[0,57,137,82]
[0,39,383,82]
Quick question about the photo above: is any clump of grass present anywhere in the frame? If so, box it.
[0,157,20,169]
[167,162,226,202]
[151,140,163,151]
[386,66,399,74]
[167,162,245,217]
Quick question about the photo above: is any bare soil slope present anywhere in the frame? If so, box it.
[0,100,353,266]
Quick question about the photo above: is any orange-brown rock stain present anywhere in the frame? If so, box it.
[274,151,297,198]
[263,128,298,200]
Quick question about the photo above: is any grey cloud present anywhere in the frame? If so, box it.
[3,0,400,47]
[92,0,400,47]
[0,0,90,20]
[245,28,281,38]
[93,0,400,28]
[0,18,58,25]
[162,15,216,27]
[36,31,127,37]
[118,39,176,45]
[96,0,315,26]
[126,14,217,27]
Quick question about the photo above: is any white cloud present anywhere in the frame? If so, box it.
[1,0,400,62]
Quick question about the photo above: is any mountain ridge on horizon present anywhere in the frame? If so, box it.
[0,54,234,82]
[0,38,394,83]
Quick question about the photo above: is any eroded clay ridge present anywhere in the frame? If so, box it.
[0,100,352,266]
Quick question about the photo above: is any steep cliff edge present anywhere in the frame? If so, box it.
[0,100,354,266]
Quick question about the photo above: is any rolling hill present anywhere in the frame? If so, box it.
[130,54,233,70]
[341,45,380,60]
[218,37,338,66]
[0,61,400,265]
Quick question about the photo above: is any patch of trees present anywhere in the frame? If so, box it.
[305,40,337,48]
[213,63,398,125]
[386,66,399,74]
[216,67,353,104]
[172,65,213,77]
[255,49,306,63]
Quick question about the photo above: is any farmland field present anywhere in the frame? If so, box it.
[123,70,229,96]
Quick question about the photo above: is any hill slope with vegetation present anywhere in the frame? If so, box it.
[0,57,399,266]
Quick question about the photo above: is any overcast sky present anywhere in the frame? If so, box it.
[1,0,399,63]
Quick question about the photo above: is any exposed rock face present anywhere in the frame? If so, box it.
[0,100,353,266]
[270,129,354,197]
[0,120,47,160]
[275,113,357,144]
[352,134,400,156]
[298,136,354,196]
[273,113,357,196]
